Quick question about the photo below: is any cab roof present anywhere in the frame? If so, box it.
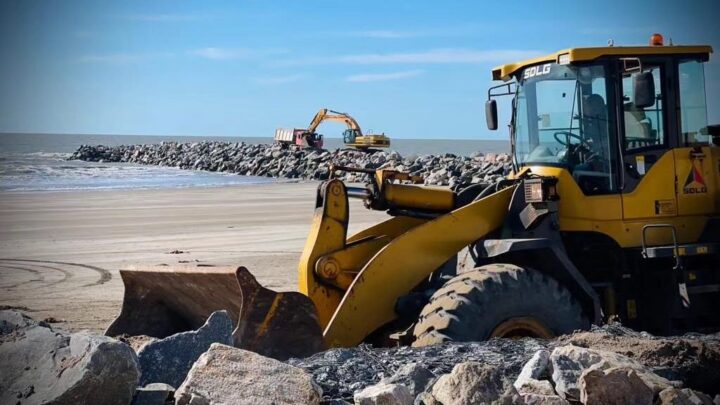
[492,45,713,81]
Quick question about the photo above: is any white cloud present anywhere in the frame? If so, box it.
[346,70,424,82]
[254,74,305,85]
[338,49,543,64]
[280,49,544,66]
[189,47,286,60]
[123,13,211,22]
[342,25,488,39]
[78,52,174,63]
[349,30,422,39]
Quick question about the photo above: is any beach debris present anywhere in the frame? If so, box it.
[175,343,322,405]
[0,310,139,405]
[2,310,720,404]
[69,141,513,189]
[166,249,187,254]
[136,310,233,388]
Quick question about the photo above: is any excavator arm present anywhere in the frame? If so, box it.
[306,108,363,135]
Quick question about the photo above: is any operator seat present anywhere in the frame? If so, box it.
[582,94,609,156]
[574,94,611,194]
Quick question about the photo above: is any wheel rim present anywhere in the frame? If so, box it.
[490,317,555,339]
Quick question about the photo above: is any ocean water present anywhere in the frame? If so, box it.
[0,133,509,192]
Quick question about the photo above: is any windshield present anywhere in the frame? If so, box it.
[514,63,612,164]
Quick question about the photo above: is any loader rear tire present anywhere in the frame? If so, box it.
[412,263,589,347]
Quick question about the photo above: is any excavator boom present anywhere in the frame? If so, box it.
[304,108,390,149]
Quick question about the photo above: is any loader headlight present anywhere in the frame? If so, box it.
[523,177,559,203]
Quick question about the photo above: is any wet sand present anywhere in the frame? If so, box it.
[0,182,387,332]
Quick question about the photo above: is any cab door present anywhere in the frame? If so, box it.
[674,59,718,217]
[619,59,679,222]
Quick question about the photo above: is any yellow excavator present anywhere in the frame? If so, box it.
[107,35,719,360]
[305,108,391,150]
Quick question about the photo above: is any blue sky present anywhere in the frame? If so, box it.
[1,0,719,139]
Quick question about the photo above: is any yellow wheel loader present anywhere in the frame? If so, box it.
[107,36,720,360]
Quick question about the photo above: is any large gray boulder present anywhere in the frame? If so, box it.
[136,310,233,387]
[354,382,414,405]
[381,363,435,398]
[175,343,322,405]
[131,382,175,405]
[550,344,677,401]
[513,350,550,391]
[658,387,715,405]
[429,362,509,405]
[0,310,139,405]
[0,309,37,333]
[579,366,654,405]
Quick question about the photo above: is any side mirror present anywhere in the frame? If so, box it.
[486,99,498,130]
[633,72,655,108]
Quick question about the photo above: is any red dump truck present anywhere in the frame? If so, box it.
[274,128,324,149]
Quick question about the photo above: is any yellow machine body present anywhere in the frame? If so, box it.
[108,39,720,357]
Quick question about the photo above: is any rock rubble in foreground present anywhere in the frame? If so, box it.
[70,141,512,188]
[3,310,719,405]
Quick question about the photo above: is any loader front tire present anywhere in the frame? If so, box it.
[412,264,588,347]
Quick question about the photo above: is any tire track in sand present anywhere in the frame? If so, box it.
[0,264,44,288]
[0,259,112,286]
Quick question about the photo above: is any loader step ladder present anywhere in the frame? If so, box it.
[641,224,690,308]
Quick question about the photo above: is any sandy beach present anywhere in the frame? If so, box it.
[0,182,387,333]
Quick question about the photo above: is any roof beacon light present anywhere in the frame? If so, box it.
[650,33,664,46]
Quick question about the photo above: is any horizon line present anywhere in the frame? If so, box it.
[0,131,509,142]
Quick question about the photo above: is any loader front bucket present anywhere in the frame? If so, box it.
[105,265,325,360]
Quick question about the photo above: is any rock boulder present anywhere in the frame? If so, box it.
[579,366,654,405]
[354,382,413,405]
[175,343,322,405]
[0,311,139,405]
[136,310,233,387]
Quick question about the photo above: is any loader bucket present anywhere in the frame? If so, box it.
[105,265,325,360]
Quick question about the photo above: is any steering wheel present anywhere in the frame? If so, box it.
[553,131,588,147]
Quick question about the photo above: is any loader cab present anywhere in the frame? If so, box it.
[488,39,715,198]
[509,61,617,195]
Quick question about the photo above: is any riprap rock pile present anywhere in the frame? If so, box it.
[70,141,512,188]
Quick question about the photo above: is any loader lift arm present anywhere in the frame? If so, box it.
[299,173,517,347]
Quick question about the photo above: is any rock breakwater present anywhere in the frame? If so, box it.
[70,141,512,188]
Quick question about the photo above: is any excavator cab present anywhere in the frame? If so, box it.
[342,128,360,144]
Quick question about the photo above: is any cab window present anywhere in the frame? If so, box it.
[678,59,709,145]
[622,66,665,151]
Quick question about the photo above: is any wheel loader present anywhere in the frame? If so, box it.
[107,35,720,360]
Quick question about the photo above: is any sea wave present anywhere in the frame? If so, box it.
[0,151,275,192]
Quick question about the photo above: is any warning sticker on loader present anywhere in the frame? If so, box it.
[654,199,677,215]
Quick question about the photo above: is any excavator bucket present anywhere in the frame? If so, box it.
[105,265,325,360]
